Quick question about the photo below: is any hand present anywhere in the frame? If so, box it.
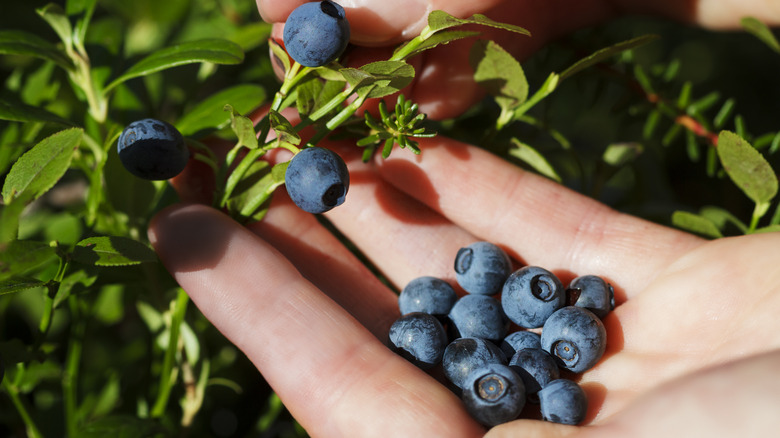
[147,2,780,436]
[149,133,780,436]
[255,0,780,119]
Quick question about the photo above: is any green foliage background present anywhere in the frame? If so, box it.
[1,0,779,437]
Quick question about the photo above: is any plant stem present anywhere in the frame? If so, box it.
[63,296,86,437]
[3,378,44,438]
[151,289,190,418]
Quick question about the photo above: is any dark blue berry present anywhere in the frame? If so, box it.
[448,294,509,342]
[501,266,565,328]
[454,241,512,295]
[541,306,606,373]
[462,363,526,427]
[500,331,542,359]
[568,275,615,319]
[442,337,507,390]
[538,379,588,425]
[508,348,560,401]
[285,147,349,214]
[398,276,457,318]
[283,1,350,67]
[117,118,189,180]
[388,312,447,370]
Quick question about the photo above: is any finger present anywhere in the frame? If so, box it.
[320,141,482,291]
[148,203,484,437]
[374,136,704,296]
[247,191,400,338]
[257,0,505,45]
[573,350,780,438]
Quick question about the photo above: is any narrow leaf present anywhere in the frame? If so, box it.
[0,277,47,296]
[717,130,778,205]
[0,30,72,69]
[561,35,660,81]
[509,139,561,182]
[0,240,57,281]
[672,211,723,238]
[268,110,301,147]
[224,104,258,149]
[341,61,415,99]
[426,10,530,36]
[393,30,480,60]
[602,142,643,167]
[71,236,158,266]
[105,39,244,92]
[0,99,74,125]
[714,98,736,129]
[177,85,266,136]
[2,128,82,205]
[699,205,748,234]
[741,17,780,53]
[37,4,73,50]
[469,40,528,110]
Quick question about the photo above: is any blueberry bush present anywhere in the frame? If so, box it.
[1,0,779,436]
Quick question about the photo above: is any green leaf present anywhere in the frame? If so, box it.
[177,85,266,136]
[0,240,57,281]
[561,35,660,81]
[470,40,528,111]
[741,17,780,53]
[426,10,530,36]
[71,236,158,266]
[269,38,291,76]
[37,3,73,50]
[105,39,244,92]
[717,130,778,205]
[340,61,415,99]
[224,104,258,149]
[0,277,47,296]
[67,0,97,50]
[2,127,82,205]
[699,205,748,234]
[603,142,643,167]
[79,415,165,438]
[228,160,287,222]
[509,139,561,183]
[0,99,74,125]
[672,211,723,238]
[752,224,780,234]
[268,110,301,148]
[393,30,480,60]
[0,30,73,69]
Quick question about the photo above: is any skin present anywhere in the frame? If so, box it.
[150,1,780,436]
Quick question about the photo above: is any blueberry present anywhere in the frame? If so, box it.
[117,118,189,180]
[462,363,526,427]
[568,275,615,319]
[283,1,350,67]
[448,294,509,342]
[500,331,542,359]
[388,312,447,370]
[442,337,507,390]
[538,379,588,425]
[454,242,512,295]
[398,276,457,318]
[285,147,349,214]
[541,306,606,373]
[501,266,565,329]
[508,348,560,401]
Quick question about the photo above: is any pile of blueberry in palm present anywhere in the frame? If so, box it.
[388,241,614,427]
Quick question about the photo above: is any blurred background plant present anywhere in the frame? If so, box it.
[1,0,778,437]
